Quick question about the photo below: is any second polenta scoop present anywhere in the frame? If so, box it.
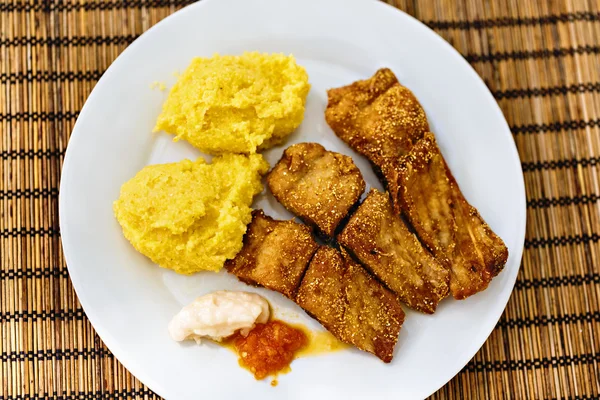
[113,154,269,274]
[154,52,310,154]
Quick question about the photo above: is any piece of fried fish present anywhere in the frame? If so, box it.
[296,246,405,362]
[396,133,509,299]
[267,142,365,238]
[338,189,450,313]
[325,68,429,204]
[225,210,319,299]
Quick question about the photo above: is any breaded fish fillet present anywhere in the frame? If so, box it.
[267,142,365,238]
[325,68,429,204]
[396,133,509,299]
[338,189,450,313]
[225,210,318,299]
[295,246,405,363]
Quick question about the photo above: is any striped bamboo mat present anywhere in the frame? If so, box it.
[1,0,599,398]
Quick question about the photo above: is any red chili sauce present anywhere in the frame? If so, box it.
[227,320,308,380]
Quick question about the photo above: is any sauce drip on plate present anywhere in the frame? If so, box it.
[296,326,350,356]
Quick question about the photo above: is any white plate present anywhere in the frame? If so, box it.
[59,0,526,399]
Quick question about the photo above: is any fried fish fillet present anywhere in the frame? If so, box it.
[267,143,365,238]
[327,70,508,299]
[325,68,429,204]
[225,210,318,299]
[296,246,405,362]
[396,133,509,299]
[338,189,450,313]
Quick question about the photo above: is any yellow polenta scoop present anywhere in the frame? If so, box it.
[154,52,310,154]
[113,154,268,274]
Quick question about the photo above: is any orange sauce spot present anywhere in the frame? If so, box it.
[226,320,307,380]
[291,324,350,356]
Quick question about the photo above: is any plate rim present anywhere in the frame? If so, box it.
[59,0,527,398]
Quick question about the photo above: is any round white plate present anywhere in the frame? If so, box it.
[59,0,526,399]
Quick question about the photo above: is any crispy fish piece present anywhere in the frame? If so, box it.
[326,70,508,298]
[225,210,318,299]
[267,142,365,238]
[338,189,450,313]
[325,68,429,204]
[296,246,405,363]
[396,133,509,299]
[325,68,429,166]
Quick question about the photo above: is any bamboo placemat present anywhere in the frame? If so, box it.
[1,0,599,398]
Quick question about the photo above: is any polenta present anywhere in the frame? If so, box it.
[113,154,269,274]
[154,52,310,154]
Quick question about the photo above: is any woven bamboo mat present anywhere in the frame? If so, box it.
[1,0,599,398]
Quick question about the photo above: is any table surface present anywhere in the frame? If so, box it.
[1,0,599,399]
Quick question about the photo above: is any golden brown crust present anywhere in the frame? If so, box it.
[294,247,346,336]
[326,70,508,299]
[325,69,430,212]
[295,246,405,363]
[325,68,429,171]
[267,143,365,238]
[396,133,509,299]
[338,189,450,313]
[225,210,319,299]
